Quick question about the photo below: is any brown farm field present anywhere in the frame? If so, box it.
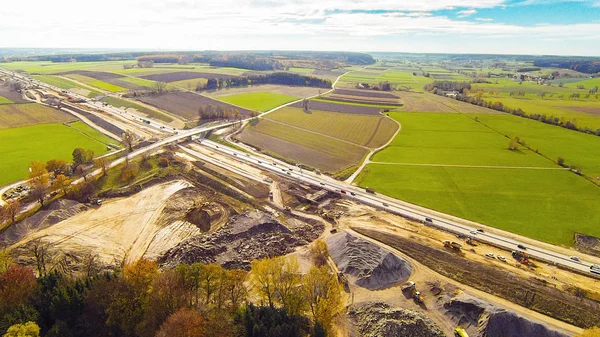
[333,88,399,99]
[141,71,240,82]
[206,84,323,99]
[324,92,403,106]
[237,119,368,172]
[400,91,502,113]
[291,100,382,115]
[0,84,28,103]
[265,107,398,148]
[135,91,255,122]
[0,103,75,128]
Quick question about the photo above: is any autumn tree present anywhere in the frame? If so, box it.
[52,174,71,195]
[121,130,137,153]
[121,162,139,181]
[94,156,110,176]
[28,161,49,206]
[153,81,168,94]
[45,159,68,176]
[302,266,344,334]
[155,308,204,337]
[3,322,40,337]
[575,327,600,337]
[310,240,330,267]
[0,265,38,313]
[0,199,20,225]
[72,148,94,166]
[0,249,12,273]
[250,257,280,307]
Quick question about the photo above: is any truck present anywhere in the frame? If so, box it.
[454,327,469,337]
[414,291,424,303]
[443,240,462,250]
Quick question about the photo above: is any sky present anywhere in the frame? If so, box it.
[2,0,600,56]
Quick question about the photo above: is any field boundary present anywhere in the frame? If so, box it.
[368,162,571,170]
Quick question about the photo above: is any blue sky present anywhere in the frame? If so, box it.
[1,0,600,55]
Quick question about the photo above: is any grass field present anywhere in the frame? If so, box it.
[0,96,12,104]
[217,92,299,112]
[266,107,398,148]
[0,103,75,128]
[87,80,126,92]
[289,67,315,74]
[358,164,600,246]
[33,75,102,97]
[102,97,174,123]
[339,69,434,91]
[0,122,114,186]
[372,112,554,167]
[118,76,156,88]
[358,111,600,246]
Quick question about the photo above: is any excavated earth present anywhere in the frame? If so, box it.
[445,293,570,337]
[348,302,445,337]
[159,210,324,270]
[326,232,412,290]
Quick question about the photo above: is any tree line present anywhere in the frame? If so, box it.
[0,242,343,337]
[203,73,331,90]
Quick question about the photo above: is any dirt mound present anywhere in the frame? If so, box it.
[445,293,569,337]
[326,232,412,290]
[348,302,445,337]
[0,199,89,246]
[160,210,324,270]
[574,232,600,257]
[185,208,211,232]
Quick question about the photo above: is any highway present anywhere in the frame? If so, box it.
[197,139,600,278]
[3,66,599,278]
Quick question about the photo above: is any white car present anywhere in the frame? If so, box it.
[497,255,506,262]
[470,230,478,235]
[485,253,495,258]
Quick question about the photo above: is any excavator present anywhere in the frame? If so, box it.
[512,250,530,265]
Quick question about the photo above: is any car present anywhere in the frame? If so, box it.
[340,190,346,194]
[382,202,389,207]
[286,172,291,175]
[350,192,356,196]
[470,230,478,235]
[517,244,527,250]
[233,153,237,156]
[216,146,219,148]
[570,256,580,262]
[425,217,433,223]
[273,163,277,166]
[497,255,507,262]
[282,168,286,172]
[320,182,325,186]
[476,229,484,233]
[257,160,262,164]
[485,253,495,258]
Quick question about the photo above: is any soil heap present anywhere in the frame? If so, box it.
[348,302,445,337]
[160,210,323,270]
[326,232,412,290]
[445,293,569,337]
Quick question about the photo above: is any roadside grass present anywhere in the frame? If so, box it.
[217,92,299,112]
[0,96,13,104]
[372,112,554,167]
[0,103,75,128]
[94,157,169,193]
[102,97,174,123]
[208,134,251,154]
[357,164,600,246]
[33,75,102,97]
[0,122,113,186]
[266,107,398,148]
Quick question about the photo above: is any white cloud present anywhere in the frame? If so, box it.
[476,18,494,21]
[457,9,477,17]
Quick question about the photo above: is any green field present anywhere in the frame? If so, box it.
[358,111,600,246]
[102,97,174,123]
[289,67,315,74]
[0,122,115,186]
[119,76,156,88]
[218,92,299,112]
[33,75,102,97]
[87,80,126,92]
[358,165,600,246]
[340,69,434,91]
[267,107,398,148]
[0,103,75,129]
[0,96,12,104]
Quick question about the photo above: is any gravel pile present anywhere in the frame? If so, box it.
[326,232,412,290]
[159,210,323,270]
[348,302,445,337]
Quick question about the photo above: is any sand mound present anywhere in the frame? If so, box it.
[446,293,569,337]
[348,302,445,337]
[326,232,412,290]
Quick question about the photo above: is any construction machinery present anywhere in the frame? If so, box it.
[454,327,469,337]
[512,250,530,265]
[443,240,463,250]
[401,281,424,303]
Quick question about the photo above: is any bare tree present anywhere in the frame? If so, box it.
[121,130,137,153]
[94,156,110,176]
[29,238,51,277]
[0,199,20,225]
[28,161,49,206]
[153,81,168,94]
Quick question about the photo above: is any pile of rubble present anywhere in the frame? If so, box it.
[445,293,569,337]
[327,232,412,290]
[348,302,445,337]
[159,210,324,270]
